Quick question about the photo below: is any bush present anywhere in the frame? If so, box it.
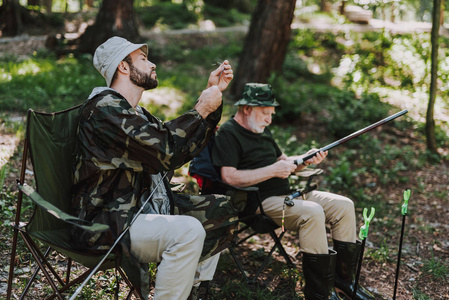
[137,3,198,30]
[202,5,251,27]
[0,54,102,112]
[322,91,391,138]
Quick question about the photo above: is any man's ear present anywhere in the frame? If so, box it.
[243,105,252,115]
[117,61,130,74]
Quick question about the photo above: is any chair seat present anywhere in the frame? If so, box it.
[29,229,115,269]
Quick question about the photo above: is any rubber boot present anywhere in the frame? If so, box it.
[333,240,375,300]
[302,249,344,300]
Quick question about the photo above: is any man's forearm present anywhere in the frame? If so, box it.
[221,166,275,188]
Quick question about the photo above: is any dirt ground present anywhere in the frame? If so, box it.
[1,19,448,300]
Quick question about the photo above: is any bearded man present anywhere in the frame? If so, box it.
[71,36,235,300]
[211,83,375,300]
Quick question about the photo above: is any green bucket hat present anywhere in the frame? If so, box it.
[234,83,280,107]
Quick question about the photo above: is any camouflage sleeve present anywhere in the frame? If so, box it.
[78,92,221,173]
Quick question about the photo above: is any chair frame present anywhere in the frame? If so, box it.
[6,107,142,300]
[227,188,295,284]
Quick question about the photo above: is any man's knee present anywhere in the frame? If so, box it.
[337,196,355,214]
[301,202,326,224]
[176,216,206,247]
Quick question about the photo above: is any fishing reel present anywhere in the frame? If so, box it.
[284,182,318,206]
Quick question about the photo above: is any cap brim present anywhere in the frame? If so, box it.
[234,99,280,107]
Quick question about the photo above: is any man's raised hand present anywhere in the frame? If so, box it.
[207,60,233,92]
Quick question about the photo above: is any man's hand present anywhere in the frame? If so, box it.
[195,85,222,119]
[303,149,328,166]
[207,60,233,92]
[272,160,297,179]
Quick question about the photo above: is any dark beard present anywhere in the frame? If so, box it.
[129,64,158,90]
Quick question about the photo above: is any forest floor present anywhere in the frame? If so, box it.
[1,16,449,300]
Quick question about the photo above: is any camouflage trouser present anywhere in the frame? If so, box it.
[174,193,239,261]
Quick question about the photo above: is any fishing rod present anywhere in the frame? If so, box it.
[294,109,408,166]
[69,171,169,300]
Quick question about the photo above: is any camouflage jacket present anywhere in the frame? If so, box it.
[72,88,221,250]
[70,88,230,297]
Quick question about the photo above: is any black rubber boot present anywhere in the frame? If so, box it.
[302,249,344,300]
[333,240,375,300]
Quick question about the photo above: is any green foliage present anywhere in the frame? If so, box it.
[411,288,433,300]
[322,91,391,138]
[325,151,366,192]
[203,5,251,27]
[0,53,102,113]
[422,250,449,280]
[271,126,312,156]
[365,239,393,263]
[268,76,337,123]
[137,2,199,30]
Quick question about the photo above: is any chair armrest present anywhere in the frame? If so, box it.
[19,184,110,234]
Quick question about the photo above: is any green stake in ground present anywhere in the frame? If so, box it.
[353,207,375,300]
[393,189,411,300]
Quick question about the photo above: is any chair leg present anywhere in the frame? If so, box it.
[6,227,20,300]
[252,231,294,282]
[229,230,295,284]
[228,245,251,283]
[118,267,144,299]
[20,233,64,300]
[46,268,94,300]
[66,257,72,283]
[271,231,295,268]
[21,247,53,297]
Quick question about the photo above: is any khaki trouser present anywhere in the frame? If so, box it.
[129,214,220,300]
[261,190,356,254]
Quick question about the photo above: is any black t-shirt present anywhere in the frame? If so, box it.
[211,118,290,200]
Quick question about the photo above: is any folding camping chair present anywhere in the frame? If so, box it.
[189,136,323,283]
[6,105,143,299]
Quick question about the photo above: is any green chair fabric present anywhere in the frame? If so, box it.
[7,106,138,299]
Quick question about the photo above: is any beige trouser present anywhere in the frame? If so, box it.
[261,190,356,254]
[129,213,220,300]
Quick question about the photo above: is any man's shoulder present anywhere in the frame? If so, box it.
[83,89,129,112]
[218,118,238,132]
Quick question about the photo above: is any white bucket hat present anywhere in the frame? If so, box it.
[93,36,148,87]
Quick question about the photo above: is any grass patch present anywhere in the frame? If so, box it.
[0,53,102,113]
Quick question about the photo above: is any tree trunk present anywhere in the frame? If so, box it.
[85,0,94,8]
[0,0,23,36]
[320,0,331,12]
[340,0,347,15]
[27,0,40,6]
[426,0,441,154]
[231,0,296,97]
[77,0,141,54]
[42,0,52,13]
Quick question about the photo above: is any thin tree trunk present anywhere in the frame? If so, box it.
[231,0,296,97]
[77,0,141,54]
[426,0,441,153]
[42,0,52,13]
[0,0,23,36]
